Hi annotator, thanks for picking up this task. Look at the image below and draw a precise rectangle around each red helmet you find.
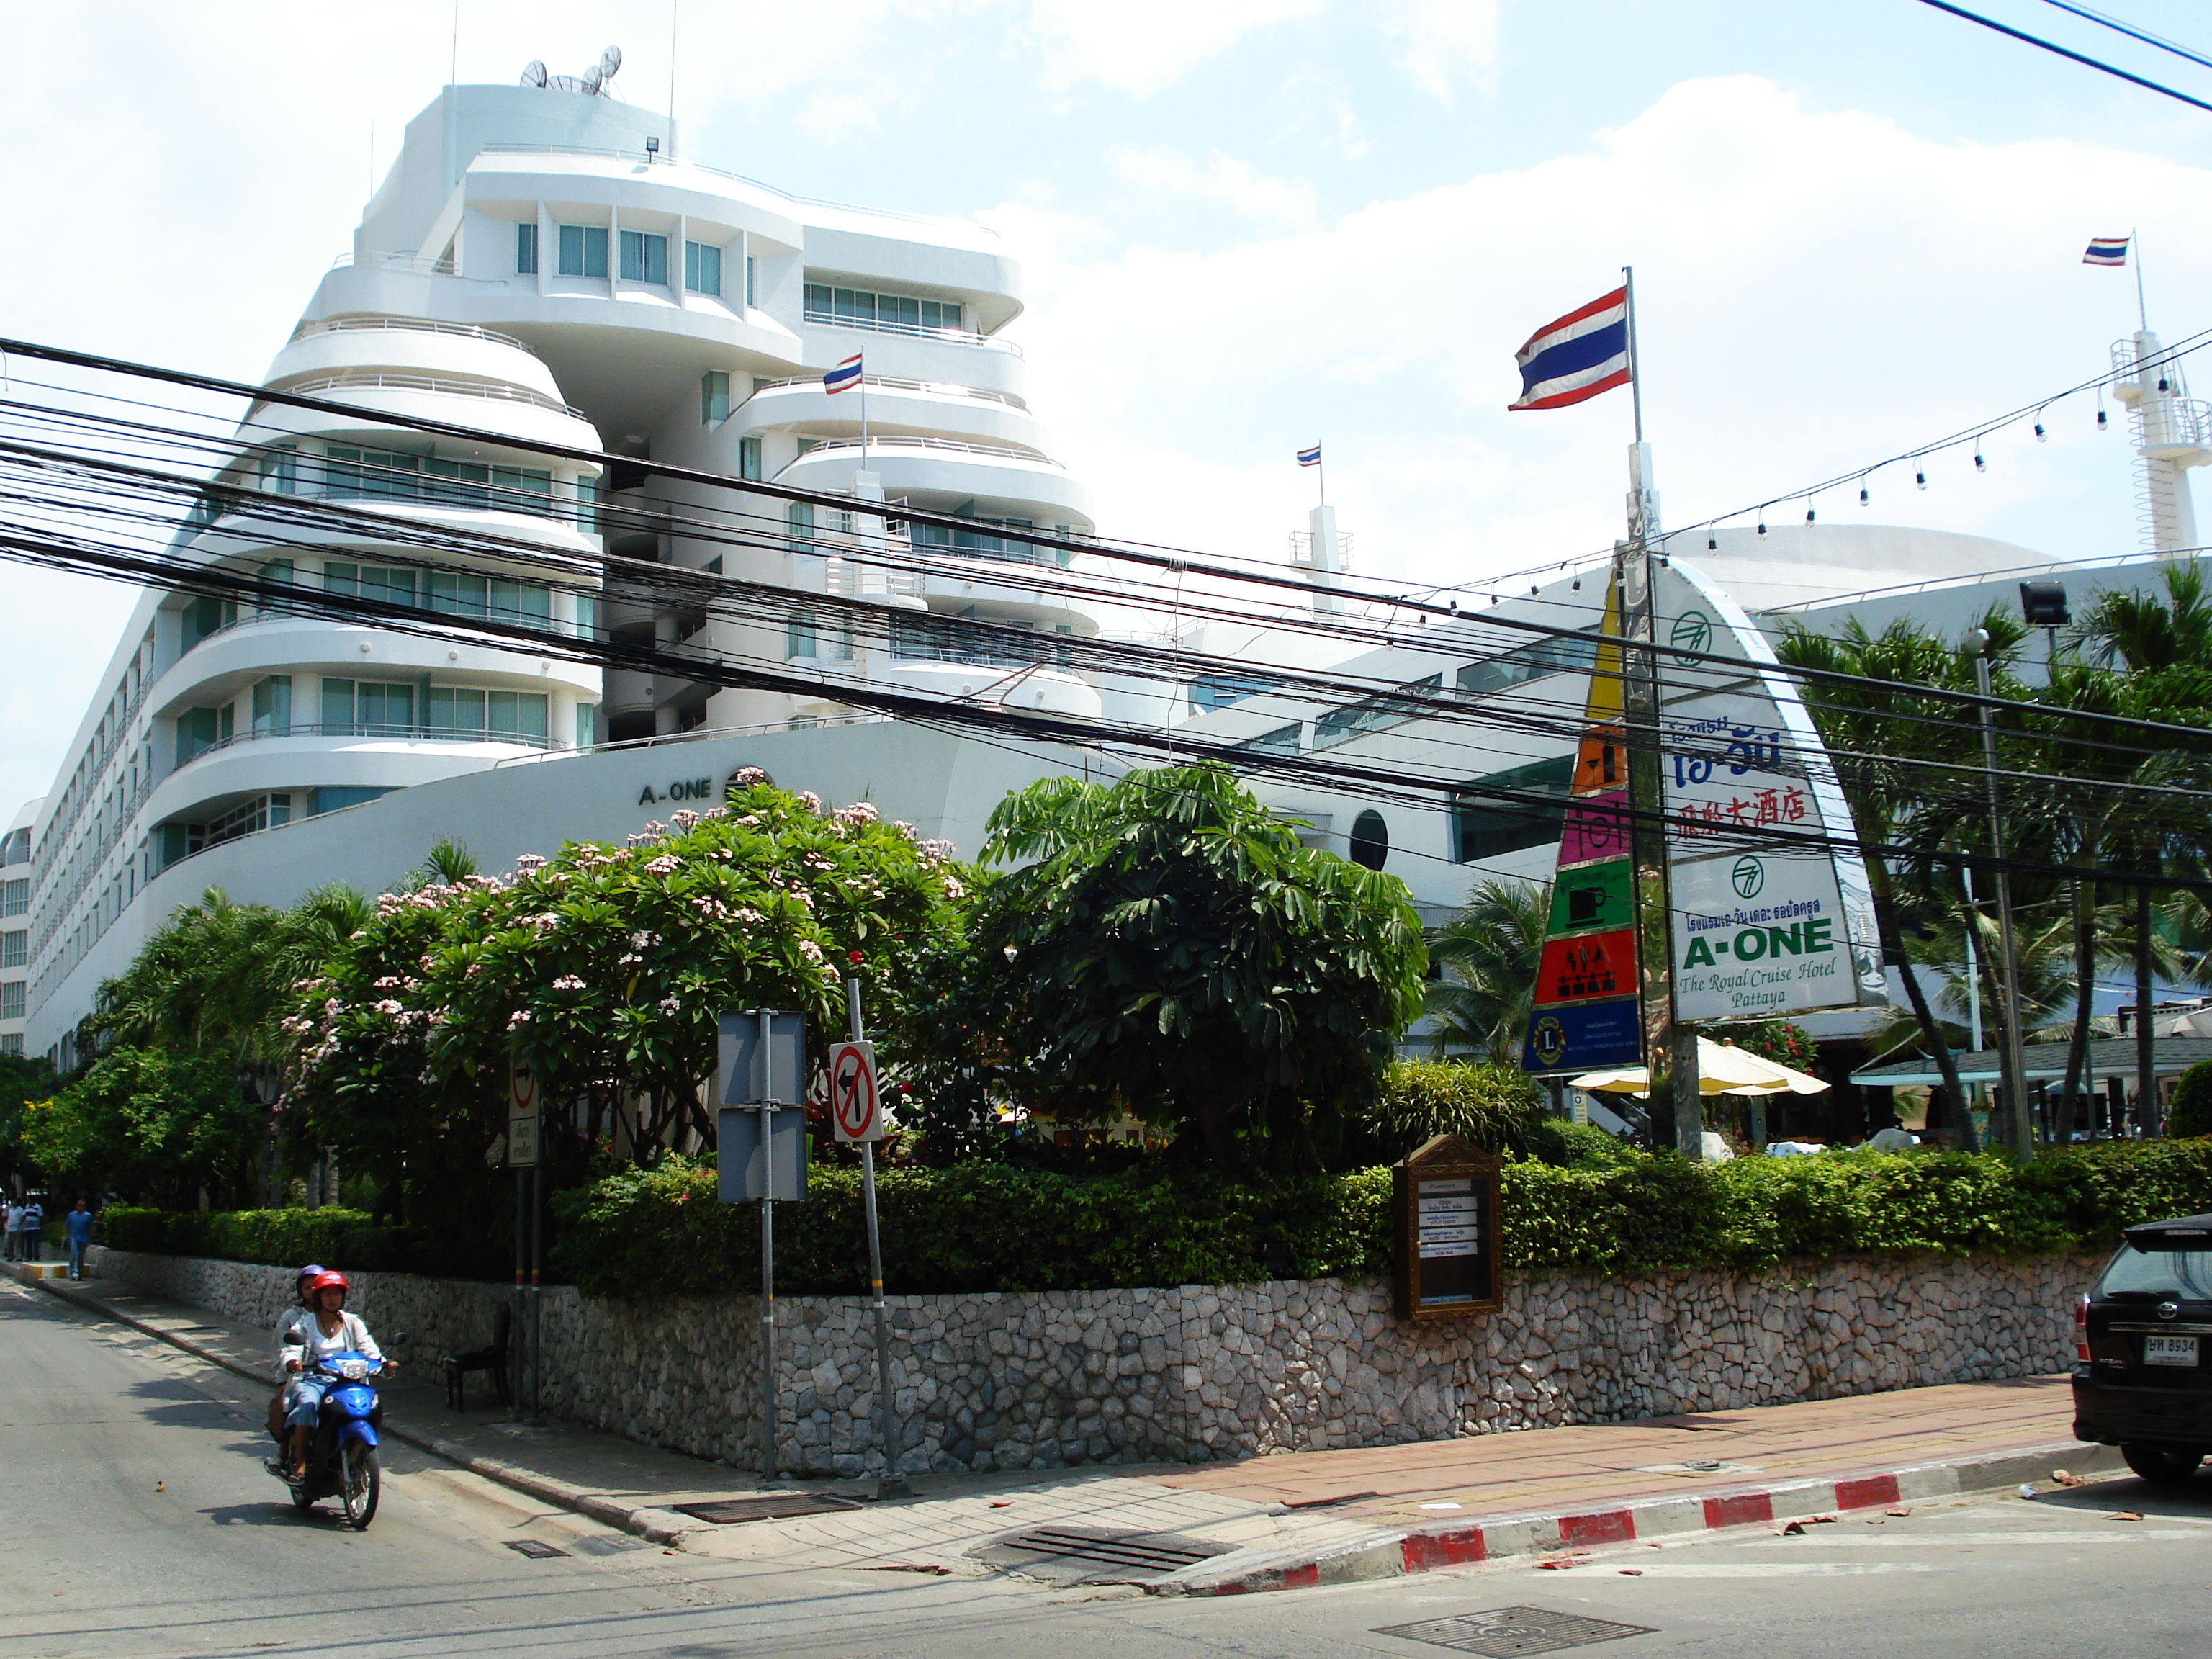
[306,1271,350,1298]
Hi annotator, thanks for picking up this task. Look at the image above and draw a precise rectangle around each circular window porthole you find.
[1349,809,1389,871]
[726,765,774,798]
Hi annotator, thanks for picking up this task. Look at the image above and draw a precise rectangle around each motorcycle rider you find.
[279,1272,393,1482]
[264,1264,325,1451]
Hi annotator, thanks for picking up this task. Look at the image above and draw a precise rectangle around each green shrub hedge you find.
[98,1206,430,1274]
[101,1140,2212,1299]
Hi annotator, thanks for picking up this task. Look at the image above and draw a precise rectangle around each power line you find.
[2038,0,2212,75]
[1916,0,2212,115]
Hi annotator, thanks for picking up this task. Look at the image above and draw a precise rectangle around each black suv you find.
[2072,1211,2212,1485]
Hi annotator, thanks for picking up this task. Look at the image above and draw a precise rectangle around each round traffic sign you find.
[828,1041,881,1141]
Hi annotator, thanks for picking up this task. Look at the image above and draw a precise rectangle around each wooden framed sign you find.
[1393,1134,1503,1321]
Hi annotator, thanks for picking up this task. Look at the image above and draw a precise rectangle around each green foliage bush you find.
[112,1140,2212,1298]
[98,1205,432,1274]
[549,1158,1392,1299]
[1367,1061,1546,1161]
[2166,1059,2212,1139]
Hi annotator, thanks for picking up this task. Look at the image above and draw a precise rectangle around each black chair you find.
[441,1304,512,1411]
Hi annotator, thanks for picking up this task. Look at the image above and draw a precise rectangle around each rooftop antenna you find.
[583,44,622,96]
[518,59,549,87]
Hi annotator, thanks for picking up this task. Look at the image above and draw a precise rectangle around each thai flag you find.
[1297,444,1321,467]
[1509,287,1630,412]
[823,353,863,394]
[2082,235,2130,267]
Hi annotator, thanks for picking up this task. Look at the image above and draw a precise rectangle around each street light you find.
[1972,626,2033,1150]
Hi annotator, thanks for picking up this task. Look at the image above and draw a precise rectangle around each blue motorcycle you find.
[269,1351,385,1529]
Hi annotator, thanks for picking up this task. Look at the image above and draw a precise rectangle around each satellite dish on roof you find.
[598,45,623,81]
[519,59,549,88]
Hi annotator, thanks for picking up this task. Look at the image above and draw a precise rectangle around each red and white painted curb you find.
[1154,1442,2129,1596]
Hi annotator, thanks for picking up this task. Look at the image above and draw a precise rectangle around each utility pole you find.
[1973,631,2033,1150]
[1619,266,1699,1156]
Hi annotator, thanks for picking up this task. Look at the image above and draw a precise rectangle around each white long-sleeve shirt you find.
[279,1311,382,1373]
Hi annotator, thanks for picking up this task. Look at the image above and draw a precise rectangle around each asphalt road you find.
[5,1277,2210,1659]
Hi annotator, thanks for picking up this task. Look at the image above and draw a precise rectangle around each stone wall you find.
[87,1247,2090,1477]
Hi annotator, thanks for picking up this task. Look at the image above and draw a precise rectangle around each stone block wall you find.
[87,1247,2090,1477]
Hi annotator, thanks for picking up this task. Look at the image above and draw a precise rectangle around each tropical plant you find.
[1364,1059,1547,1161]
[1775,613,2028,1150]
[2168,1058,2212,1139]
[0,1051,58,1185]
[280,773,971,1210]
[20,1046,262,1206]
[943,763,1427,1176]
[2072,562,2212,1127]
[1422,878,1550,1063]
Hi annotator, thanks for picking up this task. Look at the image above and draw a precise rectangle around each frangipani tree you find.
[282,773,970,1197]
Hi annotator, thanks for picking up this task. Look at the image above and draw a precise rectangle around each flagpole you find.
[1624,265,1645,446]
[2133,227,2149,333]
[860,369,870,467]
[1318,448,1326,508]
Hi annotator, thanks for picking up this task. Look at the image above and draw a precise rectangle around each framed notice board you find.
[1393,1134,1503,1321]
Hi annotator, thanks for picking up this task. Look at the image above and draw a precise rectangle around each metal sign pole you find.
[756,1007,778,1483]
[846,974,909,1500]
[529,1161,544,1424]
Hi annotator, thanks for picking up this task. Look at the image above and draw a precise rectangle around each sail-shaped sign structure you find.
[1655,561,1885,1021]
[1521,583,1644,1074]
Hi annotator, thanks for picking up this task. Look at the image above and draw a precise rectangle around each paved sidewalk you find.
[30,1268,2131,1596]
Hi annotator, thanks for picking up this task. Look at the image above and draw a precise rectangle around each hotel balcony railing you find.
[474,143,963,231]
[328,251,460,276]
[288,316,535,353]
[800,307,1022,355]
[174,721,562,772]
[745,373,1028,411]
[777,436,1058,475]
[264,371,587,420]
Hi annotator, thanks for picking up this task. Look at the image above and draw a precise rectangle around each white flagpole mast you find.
[2134,228,2149,334]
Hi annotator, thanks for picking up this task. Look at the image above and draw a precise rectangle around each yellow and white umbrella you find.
[1569,1035,1828,1098]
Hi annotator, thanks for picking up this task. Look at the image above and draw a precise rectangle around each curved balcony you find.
[793,322,1027,400]
[265,320,568,404]
[250,373,603,454]
[778,439,1094,527]
[738,378,1046,452]
[148,614,599,720]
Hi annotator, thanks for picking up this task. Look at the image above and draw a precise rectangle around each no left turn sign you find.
[828,1040,883,1142]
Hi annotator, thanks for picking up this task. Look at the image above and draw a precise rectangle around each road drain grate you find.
[994,1527,1228,1575]
[673,1494,865,1524]
[503,1539,570,1559]
[1375,1606,1655,1656]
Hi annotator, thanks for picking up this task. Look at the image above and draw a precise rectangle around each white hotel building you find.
[7,74,2200,1067]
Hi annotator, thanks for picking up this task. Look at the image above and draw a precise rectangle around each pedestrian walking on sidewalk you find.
[1,1199,19,1262]
[64,1200,94,1280]
[17,1198,42,1263]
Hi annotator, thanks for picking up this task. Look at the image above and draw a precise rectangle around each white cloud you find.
[1014,76,2206,593]
[1022,0,1325,96]
[1112,146,1320,227]
[1380,0,1501,103]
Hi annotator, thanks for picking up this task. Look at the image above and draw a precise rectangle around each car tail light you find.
[2076,1294,2091,1363]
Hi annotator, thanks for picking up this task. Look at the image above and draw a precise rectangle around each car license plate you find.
[2144,1336,2200,1367]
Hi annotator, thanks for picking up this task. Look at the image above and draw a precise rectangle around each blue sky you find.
[7,0,2212,811]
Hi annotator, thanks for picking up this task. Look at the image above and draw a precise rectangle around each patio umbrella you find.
[1569,1035,1829,1097]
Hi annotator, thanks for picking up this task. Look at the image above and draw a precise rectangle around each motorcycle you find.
[268,1351,386,1529]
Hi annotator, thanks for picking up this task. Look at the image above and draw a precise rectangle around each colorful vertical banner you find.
[1521,583,1645,1075]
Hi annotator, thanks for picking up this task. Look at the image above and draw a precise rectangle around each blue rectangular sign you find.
[1521,995,1642,1076]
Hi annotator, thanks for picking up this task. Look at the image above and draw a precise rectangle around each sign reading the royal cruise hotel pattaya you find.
[1654,562,1885,1023]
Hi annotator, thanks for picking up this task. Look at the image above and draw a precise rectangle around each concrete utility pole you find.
[1972,631,2033,1151]
[1619,265,1700,1158]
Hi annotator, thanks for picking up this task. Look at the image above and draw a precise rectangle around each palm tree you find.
[1423,878,1550,1064]
[419,837,479,887]
[2072,561,2212,1128]
[1774,615,2028,1150]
